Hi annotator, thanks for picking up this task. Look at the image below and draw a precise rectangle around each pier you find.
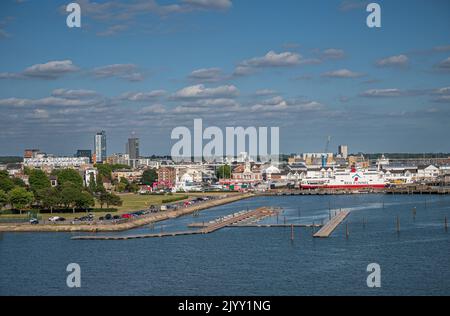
[72,207,278,240]
[313,210,350,238]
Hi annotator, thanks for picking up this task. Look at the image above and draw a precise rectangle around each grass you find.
[0,192,234,222]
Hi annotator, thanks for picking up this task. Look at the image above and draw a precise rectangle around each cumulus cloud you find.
[171,84,239,100]
[241,51,301,68]
[120,90,167,101]
[139,104,167,114]
[322,48,345,60]
[52,89,99,99]
[188,68,225,82]
[360,89,403,98]
[0,60,79,80]
[93,64,144,81]
[434,57,450,71]
[322,69,364,78]
[251,96,323,112]
[376,55,409,68]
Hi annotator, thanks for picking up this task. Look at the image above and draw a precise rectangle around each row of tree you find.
[0,169,123,213]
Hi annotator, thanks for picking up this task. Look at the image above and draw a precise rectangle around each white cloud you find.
[188,68,225,82]
[52,89,99,99]
[0,60,79,80]
[120,90,166,101]
[172,84,239,99]
[139,104,167,114]
[93,64,144,81]
[376,55,409,67]
[360,89,403,98]
[322,48,345,59]
[251,96,323,112]
[242,51,301,68]
[322,69,364,78]
[435,57,450,71]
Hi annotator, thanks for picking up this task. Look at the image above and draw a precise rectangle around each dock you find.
[313,210,350,238]
[72,207,278,241]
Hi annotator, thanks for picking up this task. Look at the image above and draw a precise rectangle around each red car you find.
[121,214,132,219]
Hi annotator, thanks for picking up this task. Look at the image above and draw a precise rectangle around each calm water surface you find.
[0,194,449,296]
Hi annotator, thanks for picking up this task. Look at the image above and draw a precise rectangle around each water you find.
[0,194,449,296]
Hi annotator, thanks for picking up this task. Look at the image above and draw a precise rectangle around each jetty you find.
[72,207,278,240]
[313,210,350,238]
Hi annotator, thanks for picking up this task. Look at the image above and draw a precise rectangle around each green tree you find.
[40,187,60,214]
[141,169,158,186]
[105,192,122,208]
[8,187,34,213]
[55,169,84,188]
[96,190,109,209]
[60,183,82,213]
[0,189,8,210]
[95,164,113,181]
[75,192,95,210]
[12,177,26,188]
[0,171,15,192]
[29,169,51,192]
[216,165,232,179]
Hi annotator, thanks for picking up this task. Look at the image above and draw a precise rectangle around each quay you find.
[313,210,351,238]
[72,207,278,240]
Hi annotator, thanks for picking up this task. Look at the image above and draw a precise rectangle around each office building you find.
[95,131,107,163]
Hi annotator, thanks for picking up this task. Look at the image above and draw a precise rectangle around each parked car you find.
[113,215,121,220]
[105,214,112,220]
[121,214,132,219]
[49,216,61,222]
[30,218,39,225]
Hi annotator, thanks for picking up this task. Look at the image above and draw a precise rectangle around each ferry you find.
[300,168,387,190]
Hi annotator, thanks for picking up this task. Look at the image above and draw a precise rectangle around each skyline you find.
[0,0,450,156]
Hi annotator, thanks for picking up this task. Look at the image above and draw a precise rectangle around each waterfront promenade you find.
[0,193,255,233]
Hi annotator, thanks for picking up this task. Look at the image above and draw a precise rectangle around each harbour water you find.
[0,194,449,296]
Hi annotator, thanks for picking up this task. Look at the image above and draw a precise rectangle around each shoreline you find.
[0,193,255,233]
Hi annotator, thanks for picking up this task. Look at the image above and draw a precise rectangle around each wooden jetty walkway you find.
[72,207,277,241]
[313,210,350,238]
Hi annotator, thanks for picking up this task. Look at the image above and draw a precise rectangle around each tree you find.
[55,169,84,188]
[96,190,109,209]
[40,187,60,214]
[216,165,232,179]
[8,187,34,213]
[0,189,8,210]
[29,169,51,193]
[105,192,122,208]
[60,183,82,213]
[0,171,15,192]
[75,192,95,210]
[12,177,26,188]
[142,169,158,186]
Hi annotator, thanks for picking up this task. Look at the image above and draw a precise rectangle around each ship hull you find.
[301,184,386,190]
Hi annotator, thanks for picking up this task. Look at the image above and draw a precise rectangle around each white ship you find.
[300,168,387,189]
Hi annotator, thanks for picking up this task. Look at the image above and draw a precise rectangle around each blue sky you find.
[0,0,449,156]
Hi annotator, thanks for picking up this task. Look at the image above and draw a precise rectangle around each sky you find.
[0,0,449,157]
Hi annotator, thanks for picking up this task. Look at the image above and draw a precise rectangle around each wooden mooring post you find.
[345,222,349,239]
[396,216,400,234]
[290,224,294,241]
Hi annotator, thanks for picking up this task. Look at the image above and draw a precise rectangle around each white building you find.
[24,157,90,169]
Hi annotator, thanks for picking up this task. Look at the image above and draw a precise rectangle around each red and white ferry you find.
[300,168,387,190]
